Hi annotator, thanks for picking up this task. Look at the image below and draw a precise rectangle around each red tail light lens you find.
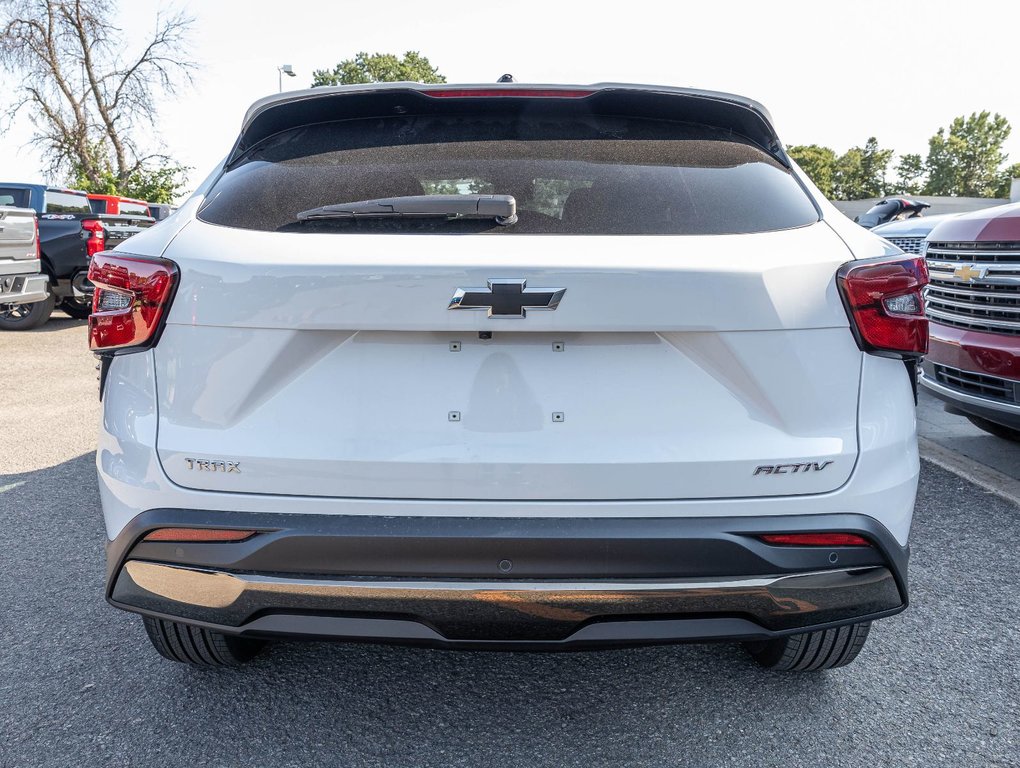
[34,217,41,259]
[81,218,106,258]
[425,88,595,98]
[837,256,929,358]
[88,253,178,352]
[143,528,257,543]
[760,533,872,547]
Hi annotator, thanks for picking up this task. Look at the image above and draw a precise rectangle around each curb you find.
[918,436,1020,507]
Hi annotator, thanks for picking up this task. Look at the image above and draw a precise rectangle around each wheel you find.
[743,622,871,671]
[965,415,1020,443]
[0,291,55,330]
[142,616,265,667]
[59,297,92,319]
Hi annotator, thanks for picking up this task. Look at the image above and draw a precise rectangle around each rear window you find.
[119,201,150,216]
[0,187,31,208]
[199,114,818,235]
[89,198,108,214]
[44,190,91,214]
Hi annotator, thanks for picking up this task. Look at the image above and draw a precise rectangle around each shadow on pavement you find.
[1,453,1017,767]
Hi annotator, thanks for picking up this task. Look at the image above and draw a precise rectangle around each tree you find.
[994,162,1020,200]
[0,0,193,199]
[312,51,445,87]
[923,112,1011,197]
[833,138,893,200]
[787,144,837,198]
[891,153,925,195]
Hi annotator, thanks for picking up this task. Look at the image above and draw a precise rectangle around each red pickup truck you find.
[920,203,1020,440]
[86,194,152,217]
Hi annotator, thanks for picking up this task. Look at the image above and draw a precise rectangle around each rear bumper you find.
[0,273,49,304]
[107,509,908,648]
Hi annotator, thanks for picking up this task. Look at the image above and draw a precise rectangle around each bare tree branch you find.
[0,0,193,189]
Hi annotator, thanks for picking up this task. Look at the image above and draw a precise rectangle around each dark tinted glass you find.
[119,201,150,216]
[89,198,108,214]
[44,190,91,214]
[200,115,818,235]
[0,188,31,208]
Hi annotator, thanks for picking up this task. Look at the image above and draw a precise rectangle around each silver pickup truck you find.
[0,206,50,329]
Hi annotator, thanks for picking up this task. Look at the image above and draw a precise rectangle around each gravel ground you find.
[1,321,1018,767]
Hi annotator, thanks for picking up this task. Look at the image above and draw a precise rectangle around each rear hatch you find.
[153,86,860,501]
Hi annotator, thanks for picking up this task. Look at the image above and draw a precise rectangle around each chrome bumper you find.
[0,273,49,304]
[919,372,1020,418]
[112,561,903,645]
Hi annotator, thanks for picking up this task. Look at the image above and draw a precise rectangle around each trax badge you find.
[184,458,241,473]
[449,279,565,318]
[754,461,833,475]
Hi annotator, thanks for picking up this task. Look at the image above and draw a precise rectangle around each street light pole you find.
[277,64,296,92]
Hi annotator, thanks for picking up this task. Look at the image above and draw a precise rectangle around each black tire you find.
[743,622,871,671]
[142,616,265,667]
[0,291,55,331]
[965,415,1020,443]
[59,297,92,319]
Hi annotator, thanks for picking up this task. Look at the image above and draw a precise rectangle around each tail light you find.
[759,533,871,547]
[425,88,594,98]
[837,255,928,358]
[81,219,105,257]
[143,528,257,543]
[34,217,41,259]
[87,253,178,353]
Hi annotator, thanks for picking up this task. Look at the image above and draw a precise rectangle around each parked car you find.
[920,202,1020,441]
[94,82,925,670]
[871,213,956,255]
[87,193,153,218]
[0,184,153,327]
[0,205,50,328]
[146,203,176,221]
[855,198,931,229]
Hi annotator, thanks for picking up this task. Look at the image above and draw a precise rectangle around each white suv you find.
[92,83,926,670]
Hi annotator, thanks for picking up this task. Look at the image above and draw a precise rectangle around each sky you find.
[2,0,1019,198]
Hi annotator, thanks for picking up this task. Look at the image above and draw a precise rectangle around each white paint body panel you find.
[97,156,920,546]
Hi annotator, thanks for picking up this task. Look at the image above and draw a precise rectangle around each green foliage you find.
[923,112,1011,197]
[312,51,445,87]
[833,138,893,200]
[70,145,189,203]
[120,165,191,204]
[787,144,837,198]
[995,162,1020,199]
[891,153,925,195]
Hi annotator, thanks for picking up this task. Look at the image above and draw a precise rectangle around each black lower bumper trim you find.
[106,509,908,646]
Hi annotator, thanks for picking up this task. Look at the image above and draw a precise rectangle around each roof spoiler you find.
[226,82,789,168]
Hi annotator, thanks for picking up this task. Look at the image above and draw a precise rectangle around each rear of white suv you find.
[93,83,926,670]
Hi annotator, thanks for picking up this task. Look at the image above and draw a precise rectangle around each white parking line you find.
[919,437,1020,508]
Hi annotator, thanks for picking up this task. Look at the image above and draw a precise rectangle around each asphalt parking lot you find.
[2,320,1019,767]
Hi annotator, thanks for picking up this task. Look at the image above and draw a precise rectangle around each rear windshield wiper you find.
[296,194,517,225]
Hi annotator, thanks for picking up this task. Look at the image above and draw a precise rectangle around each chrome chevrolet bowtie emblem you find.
[954,264,987,282]
[448,279,566,318]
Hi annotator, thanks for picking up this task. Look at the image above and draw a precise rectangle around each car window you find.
[44,190,91,214]
[0,188,31,208]
[119,201,150,216]
[199,115,818,235]
[89,198,108,214]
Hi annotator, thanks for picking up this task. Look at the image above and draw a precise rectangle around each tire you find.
[59,297,92,319]
[142,616,265,667]
[743,622,871,671]
[965,415,1020,443]
[0,291,55,331]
